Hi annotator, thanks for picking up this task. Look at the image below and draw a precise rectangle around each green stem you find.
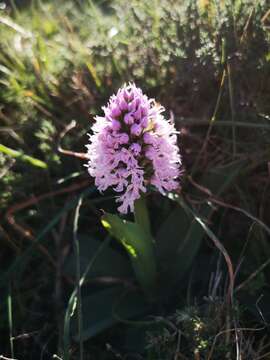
[134,197,157,300]
[134,195,151,236]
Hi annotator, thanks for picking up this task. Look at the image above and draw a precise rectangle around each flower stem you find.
[134,195,151,236]
[134,196,157,300]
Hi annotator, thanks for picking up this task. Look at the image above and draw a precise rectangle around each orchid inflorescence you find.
[86,83,181,213]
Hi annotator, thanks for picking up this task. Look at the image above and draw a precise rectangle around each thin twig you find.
[188,175,270,308]
[227,60,236,157]
[188,175,270,237]
[236,258,270,292]
[178,195,235,304]
[240,5,255,43]
[190,68,226,176]
[257,351,270,360]
[209,197,270,237]
[176,118,270,129]
[261,9,270,25]
[58,120,88,160]
[207,326,266,360]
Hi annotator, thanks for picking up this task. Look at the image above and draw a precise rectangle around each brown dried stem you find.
[57,120,88,160]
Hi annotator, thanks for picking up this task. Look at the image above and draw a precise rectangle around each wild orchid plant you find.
[86,84,181,299]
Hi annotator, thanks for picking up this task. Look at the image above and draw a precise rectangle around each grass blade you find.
[73,196,83,360]
[175,195,234,303]
[63,236,111,359]
[7,284,14,359]
[0,144,48,169]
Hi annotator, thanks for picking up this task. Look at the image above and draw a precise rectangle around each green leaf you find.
[156,161,246,291]
[156,206,202,288]
[101,213,157,299]
[64,235,133,280]
[72,286,149,341]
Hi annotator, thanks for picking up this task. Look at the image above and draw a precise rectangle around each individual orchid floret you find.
[86,83,182,213]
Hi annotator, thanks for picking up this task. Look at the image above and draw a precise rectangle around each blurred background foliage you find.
[0,0,270,358]
[0,0,269,206]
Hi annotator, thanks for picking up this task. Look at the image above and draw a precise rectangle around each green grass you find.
[0,0,270,358]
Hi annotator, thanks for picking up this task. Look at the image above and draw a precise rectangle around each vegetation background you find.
[0,0,270,358]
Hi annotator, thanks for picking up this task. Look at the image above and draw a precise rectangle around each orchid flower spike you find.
[86,83,182,213]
